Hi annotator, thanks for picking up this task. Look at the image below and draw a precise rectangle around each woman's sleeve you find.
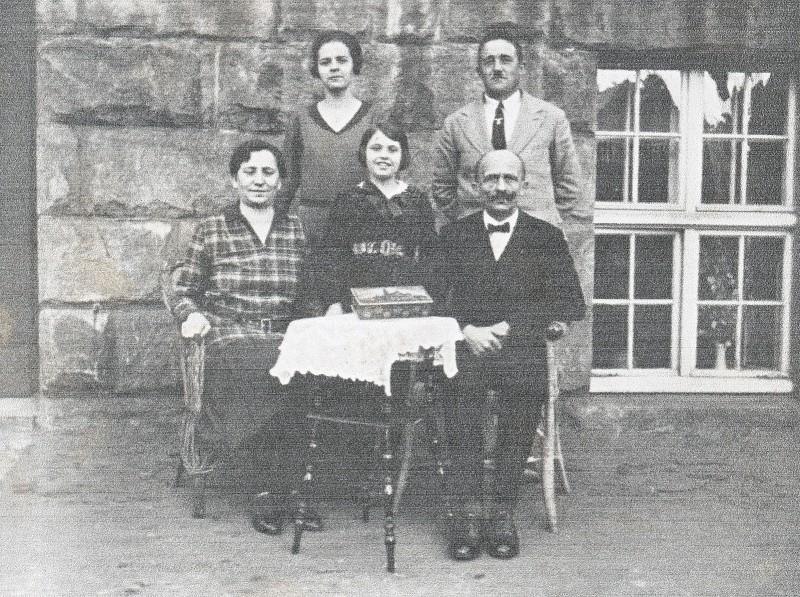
[168,221,211,324]
[283,113,303,200]
[410,188,445,304]
[315,191,353,308]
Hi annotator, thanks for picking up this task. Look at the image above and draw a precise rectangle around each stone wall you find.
[35,0,799,394]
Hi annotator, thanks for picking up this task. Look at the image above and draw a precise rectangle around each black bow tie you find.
[487,222,510,234]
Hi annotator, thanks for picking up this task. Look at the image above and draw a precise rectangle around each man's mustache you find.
[489,191,516,202]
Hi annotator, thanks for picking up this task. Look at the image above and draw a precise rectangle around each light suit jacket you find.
[431,91,589,227]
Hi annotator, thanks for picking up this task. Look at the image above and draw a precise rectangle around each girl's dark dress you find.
[319,180,439,310]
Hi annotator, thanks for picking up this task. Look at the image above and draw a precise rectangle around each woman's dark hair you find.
[309,30,363,78]
[228,139,286,178]
[228,140,291,216]
[358,123,410,172]
[478,21,524,65]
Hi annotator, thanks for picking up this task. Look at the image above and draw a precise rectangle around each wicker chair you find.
[161,262,213,518]
[484,323,570,533]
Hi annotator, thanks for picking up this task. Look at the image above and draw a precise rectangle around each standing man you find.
[432,22,589,227]
[437,149,585,561]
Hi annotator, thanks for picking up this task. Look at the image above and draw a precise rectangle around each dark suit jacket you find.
[437,210,585,374]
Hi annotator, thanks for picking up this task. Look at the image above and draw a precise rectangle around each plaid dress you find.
[168,203,307,347]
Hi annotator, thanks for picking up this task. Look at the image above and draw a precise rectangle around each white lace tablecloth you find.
[270,314,463,396]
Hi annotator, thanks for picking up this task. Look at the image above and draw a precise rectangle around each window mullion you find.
[739,75,752,205]
[684,71,704,212]
[632,72,642,203]
[681,230,700,374]
[734,235,745,369]
[628,234,636,369]
[785,78,796,208]
[622,81,634,203]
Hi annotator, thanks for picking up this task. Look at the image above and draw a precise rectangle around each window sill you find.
[594,208,797,229]
[590,375,793,394]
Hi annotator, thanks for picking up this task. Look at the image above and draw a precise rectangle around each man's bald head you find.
[475,149,526,183]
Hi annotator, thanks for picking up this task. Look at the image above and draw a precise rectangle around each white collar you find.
[239,203,275,226]
[483,208,519,231]
[483,89,522,111]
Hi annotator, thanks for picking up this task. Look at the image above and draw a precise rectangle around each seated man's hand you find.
[324,302,345,317]
[462,324,506,357]
[181,312,211,339]
[489,321,510,338]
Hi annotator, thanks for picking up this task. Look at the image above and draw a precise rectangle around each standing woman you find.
[283,30,375,246]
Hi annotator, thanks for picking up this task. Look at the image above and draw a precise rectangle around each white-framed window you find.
[592,67,796,393]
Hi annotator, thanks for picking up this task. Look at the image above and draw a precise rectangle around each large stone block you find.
[388,43,487,131]
[552,0,689,47]
[39,307,110,391]
[443,0,549,41]
[216,43,310,133]
[552,0,799,50]
[103,307,180,393]
[377,0,446,43]
[37,125,274,218]
[539,48,596,129]
[38,217,172,303]
[37,0,278,39]
[278,0,383,37]
[38,38,216,128]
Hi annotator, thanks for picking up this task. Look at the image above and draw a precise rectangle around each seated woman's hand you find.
[181,312,211,339]
[324,302,345,317]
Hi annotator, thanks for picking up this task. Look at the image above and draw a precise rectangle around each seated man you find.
[164,139,320,534]
[437,149,586,560]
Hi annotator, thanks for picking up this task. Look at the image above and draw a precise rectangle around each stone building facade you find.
[32,0,798,396]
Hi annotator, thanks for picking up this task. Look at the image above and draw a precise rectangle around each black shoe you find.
[251,492,284,535]
[448,512,482,561]
[287,507,324,532]
[484,510,519,559]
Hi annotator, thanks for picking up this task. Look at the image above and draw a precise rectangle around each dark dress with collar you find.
[317,181,439,310]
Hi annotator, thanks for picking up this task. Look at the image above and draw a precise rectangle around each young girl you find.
[319,122,438,314]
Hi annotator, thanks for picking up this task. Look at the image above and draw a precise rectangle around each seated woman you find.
[165,139,320,534]
[319,122,438,314]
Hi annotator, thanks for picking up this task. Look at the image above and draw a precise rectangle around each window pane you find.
[744,237,783,300]
[593,305,628,368]
[598,70,635,131]
[748,72,789,135]
[639,70,681,133]
[703,72,746,135]
[701,139,741,204]
[638,138,680,203]
[634,235,673,299]
[746,142,784,205]
[633,305,671,368]
[698,236,738,300]
[741,306,781,369]
[596,138,630,202]
[696,305,737,369]
[594,235,629,299]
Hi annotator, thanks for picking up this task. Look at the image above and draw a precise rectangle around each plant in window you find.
[698,239,738,369]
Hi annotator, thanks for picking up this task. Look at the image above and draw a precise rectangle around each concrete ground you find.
[1,390,799,596]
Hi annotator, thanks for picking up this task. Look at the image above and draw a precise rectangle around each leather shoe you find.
[448,512,482,561]
[251,492,284,535]
[287,507,324,532]
[484,510,519,559]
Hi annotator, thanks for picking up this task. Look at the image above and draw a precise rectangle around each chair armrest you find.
[180,333,205,415]
[546,321,566,343]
